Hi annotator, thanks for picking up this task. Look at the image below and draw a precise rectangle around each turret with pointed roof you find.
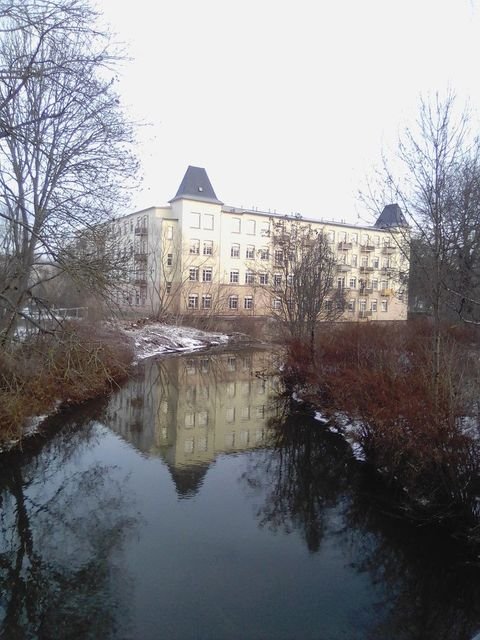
[169,165,223,205]
[374,203,408,229]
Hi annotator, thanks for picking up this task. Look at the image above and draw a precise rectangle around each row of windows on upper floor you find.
[114,215,148,236]
[186,292,391,313]
[182,428,267,455]
[187,211,400,246]
[187,240,400,265]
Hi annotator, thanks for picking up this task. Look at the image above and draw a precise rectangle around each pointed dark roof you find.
[374,204,408,229]
[169,165,223,205]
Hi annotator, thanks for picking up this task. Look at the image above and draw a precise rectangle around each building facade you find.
[112,166,409,321]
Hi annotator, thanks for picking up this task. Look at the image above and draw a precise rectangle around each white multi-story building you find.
[112,166,409,321]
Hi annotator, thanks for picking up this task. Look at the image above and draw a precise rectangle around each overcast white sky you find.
[95,0,480,224]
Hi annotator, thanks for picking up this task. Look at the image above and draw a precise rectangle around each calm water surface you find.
[1,349,480,640]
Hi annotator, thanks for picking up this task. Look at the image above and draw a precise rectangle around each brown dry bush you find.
[0,323,134,442]
[283,321,480,531]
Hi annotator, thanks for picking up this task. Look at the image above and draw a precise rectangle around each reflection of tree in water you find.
[345,478,480,640]
[248,400,480,639]
[0,407,137,640]
[244,403,353,553]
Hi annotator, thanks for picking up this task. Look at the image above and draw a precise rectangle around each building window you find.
[203,240,213,255]
[361,256,369,267]
[166,225,173,240]
[351,254,358,267]
[244,296,253,309]
[274,274,282,289]
[337,277,345,289]
[348,299,356,312]
[245,271,255,285]
[229,295,238,310]
[167,253,173,266]
[272,298,281,310]
[373,256,379,268]
[203,214,214,230]
[202,294,212,309]
[188,294,198,309]
[260,221,269,236]
[287,274,294,286]
[371,299,378,312]
[260,247,269,260]
[372,279,378,290]
[381,300,388,312]
[232,217,241,233]
[324,300,333,311]
[190,212,200,228]
[166,281,172,293]
[349,276,357,289]
[351,233,358,245]
[189,267,199,281]
[202,268,212,282]
[190,239,200,254]
[230,270,239,284]
[231,244,240,258]
[359,299,367,312]
[259,273,268,285]
[327,231,335,243]
[274,249,284,265]
[339,231,347,242]
[246,245,255,259]
[247,219,256,235]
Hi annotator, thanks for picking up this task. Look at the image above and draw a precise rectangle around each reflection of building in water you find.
[107,350,277,494]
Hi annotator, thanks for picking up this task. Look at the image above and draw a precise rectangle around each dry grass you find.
[0,322,134,442]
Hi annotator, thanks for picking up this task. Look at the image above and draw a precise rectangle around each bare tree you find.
[257,217,345,348]
[0,0,138,343]
[363,93,480,395]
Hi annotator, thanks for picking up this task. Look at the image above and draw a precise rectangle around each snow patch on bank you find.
[121,322,231,361]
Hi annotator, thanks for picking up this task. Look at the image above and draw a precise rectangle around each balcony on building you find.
[338,241,352,251]
[382,245,396,255]
[134,250,148,262]
[359,287,373,295]
[359,265,374,273]
[381,288,393,296]
[133,274,147,285]
[360,243,375,252]
[134,224,148,236]
[336,262,351,272]
[359,310,373,319]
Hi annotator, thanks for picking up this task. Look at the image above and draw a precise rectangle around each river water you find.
[1,349,480,640]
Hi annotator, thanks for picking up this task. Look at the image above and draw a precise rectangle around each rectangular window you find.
[260,247,269,261]
[232,217,241,233]
[381,300,388,312]
[351,233,358,245]
[287,274,294,286]
[167,253,173,266]
[202,294,212,309]
[361,256,369,267]
[203,240,213,255]
[260,221,270,236]
[339,231,347,242]
[229,295,238,309]
[274,274,282,288]
[349,276,357,289]
[272,298,281,310]
[189,267,199,281]
[231,244,240,258]
[190,239,200,254]
[373,256,379,268]
[371,299,378,312]
[348,299,356,312]
[203,214,214,230]
[166,225,173,240]
[327,231,335,243]
[245,271,255,285]
[274,249,284,265]
[337,277,345,289]
[166,281,172,293]
[188,294,198,309]
[202,268,212,282]
[244,296,253,309]
[190,212,200,228]
[246,245,255,259]
[259,273,268,285]
[230,270,239,284]
[247,219,256,235]
[359,299,367,312]
[351,254,358,267]
[372,279,378,290]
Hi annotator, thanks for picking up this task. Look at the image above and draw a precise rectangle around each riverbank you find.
[0,320,242,452]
